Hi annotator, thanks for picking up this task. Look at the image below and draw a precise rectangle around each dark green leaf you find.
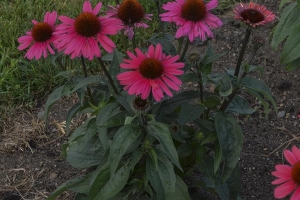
[280,25,300,65]
[173,176,191,200]
[284,57,300,71]
[203,96,221,109]
[109,49,124,78]
[240,76,277,113]
[177,143,194,158]
[177,103,205,125]
[271,3,299,49]
[214,144,222,173]
[148,38,177,56]
[44,85,64,125]
[96,103,121,127]
[226,95,254,114]
[93,164,131,200]
[66,103,82,134]
[109,124,142,174]
[280,0,293,10]
[145,121,182,171]
[217,75,232,97]
[71,75,105,93]
[129,148,143,169]
[214,112,243,182]
[88,162,111,200]
[160,91,200,114]
[47,176,89,200]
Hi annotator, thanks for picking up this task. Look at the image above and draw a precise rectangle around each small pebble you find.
[50,172,58,179]
[277,111,286,118]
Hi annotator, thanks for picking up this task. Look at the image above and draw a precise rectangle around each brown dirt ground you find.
[1,0,298,199]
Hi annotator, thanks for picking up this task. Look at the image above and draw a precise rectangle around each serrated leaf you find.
[280,25,300,65]
[145,121,182,171]
[226,95,254,114]
[94,164,131,200]
[271,3,299,49]
[215,112,243,182]
[177,103,205,125]
[109,124,142,174]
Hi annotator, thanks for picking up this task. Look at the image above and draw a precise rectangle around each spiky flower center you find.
[133,96,149,110]
[181,0,207,22]
[74,12,101,37]
[117,0,145,25]
[241,9,265,23]
[32,22,53,42]
[292,161,300,185]
[139,58,164,79]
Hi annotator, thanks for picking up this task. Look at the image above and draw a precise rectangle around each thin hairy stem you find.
[97,57,119,95]
[234,27,252,77]
[80,56,95,105]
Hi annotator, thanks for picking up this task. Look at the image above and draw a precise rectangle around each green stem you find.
[155,0,163,32]
[121,30,128,54]
[180,38,190,61]
[97,57,119,95]
[80,56,95,105]
[234,27,252,77]
[132,29,137,50]
[218,88,239,112]
[177,37,184,55]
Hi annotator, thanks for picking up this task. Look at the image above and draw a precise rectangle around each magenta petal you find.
[285,150,297,165]
[291,187,300,200]
[274,180,296,199]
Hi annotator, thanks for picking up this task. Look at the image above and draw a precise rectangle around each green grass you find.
[0,0,237,123]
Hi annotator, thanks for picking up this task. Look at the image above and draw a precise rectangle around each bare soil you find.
[1,1,298,199]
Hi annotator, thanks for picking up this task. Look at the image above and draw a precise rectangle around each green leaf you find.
[109,49,124,78]
[284,57,300,71]
[271,3,299,50]
[217,75,232,97]
[177,143,194,158]
[214,144,222,173]
[44,85,64,125]
[148,38,177,56]
[160,91,200,114]
[116,93,135,116]
[88,162,111,200]
[226,95,254,114]
[145,121,182,171]
[129,148,143,169]
[280,25,300,65]
[203,95,221,109]
[101,111,127,128]
[148,147,159,169]
[93,164,131,200]
[71,75,105,93]
[47,176,89,200]
[67,127,104,168]
[146,153,176,200]
[173,176,191,200]
[280,0,293,10]
[214,112,243,182]
[66,103,82,134]
[244,88,271,116]
[240,76,277,113]
[177,103,205,125]
[109,124,142,174]
[96,103,122,128]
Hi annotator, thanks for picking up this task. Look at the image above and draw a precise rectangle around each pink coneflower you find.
[272,146,300,199]
[106,0,152,40]
[160,0,222,42]
[234,2,275,27]
[117,44,184,101]
[18,11,58,60]
[53,1,123,60]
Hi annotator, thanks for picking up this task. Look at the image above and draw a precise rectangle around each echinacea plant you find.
[18,0,277,199]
